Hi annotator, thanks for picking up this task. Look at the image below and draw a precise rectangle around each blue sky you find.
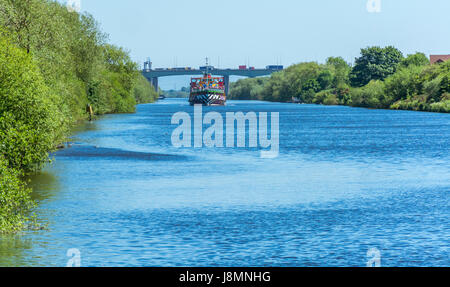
[67,0,450,88]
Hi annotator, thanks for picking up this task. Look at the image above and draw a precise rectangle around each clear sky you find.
[68,0,450,88]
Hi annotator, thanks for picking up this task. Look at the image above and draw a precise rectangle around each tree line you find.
[0,0,158,233]
[229,46,450,113]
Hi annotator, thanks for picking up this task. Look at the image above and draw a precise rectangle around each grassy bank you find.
[0,0,157,233]
[230,47,450,113]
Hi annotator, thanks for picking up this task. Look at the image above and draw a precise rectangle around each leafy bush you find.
[133,74,159,104]
[400,52,429,68]
[384,65,424,102]
[0,0,156,119]
[423,76,443,103]
[229,78,268,100]
[314,90,338,105]
[349,80,386,108]
[0,157,35,233]
[429,99,450,113]
[391,95,430,112]
[0,0,158,233]
[0,35,66,172]
[229,46,448,113]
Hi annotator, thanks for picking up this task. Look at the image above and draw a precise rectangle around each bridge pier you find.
[224,75,230,98]
[151,77,159,92]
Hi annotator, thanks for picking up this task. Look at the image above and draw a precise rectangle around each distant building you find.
[430,55,450,65]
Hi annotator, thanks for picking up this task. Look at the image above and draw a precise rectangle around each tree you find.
[384,65,424,102]
[229,78,268,100]
[317,70,333,90]
[0,33,66,172]
[350,46,404,87]
[400,53,429,68]
[0,0,159,233]
[326,56,351,87]
[133,74,158,104]
[262,71,290,102]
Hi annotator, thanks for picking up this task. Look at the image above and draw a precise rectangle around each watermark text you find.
[171,105,279,158]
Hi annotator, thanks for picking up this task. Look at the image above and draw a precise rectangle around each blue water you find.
[0,99,449,267]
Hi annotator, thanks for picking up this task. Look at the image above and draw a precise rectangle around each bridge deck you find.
[142,68,282,96]
[142,68,280,78]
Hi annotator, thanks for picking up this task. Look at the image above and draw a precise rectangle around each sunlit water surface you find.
[1,99,449,266]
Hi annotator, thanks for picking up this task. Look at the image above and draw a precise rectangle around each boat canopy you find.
[191,75,224,90]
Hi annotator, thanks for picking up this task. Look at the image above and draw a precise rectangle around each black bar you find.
[1,267,445,286]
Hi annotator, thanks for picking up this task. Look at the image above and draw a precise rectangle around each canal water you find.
[0,98,449,266]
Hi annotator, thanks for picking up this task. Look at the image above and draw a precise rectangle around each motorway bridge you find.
[142,67,282,97]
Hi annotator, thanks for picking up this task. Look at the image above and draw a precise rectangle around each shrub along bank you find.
[0,0,157,233]
[229,48,450,113]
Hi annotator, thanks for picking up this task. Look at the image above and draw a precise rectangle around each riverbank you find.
[0,0,157,233]
[229,48,450,113]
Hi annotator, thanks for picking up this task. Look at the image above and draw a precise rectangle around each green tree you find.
[262,71,290,102]
[0,0,159,233]
[133,74,158,104]
[229,78,268,100]
[440,74,450,95]
[350,46,404,87]
[384,65,424,102]
[0,33,66,172]
[326,56,351,87]
[317,70,333,90]
[400,52,429,68]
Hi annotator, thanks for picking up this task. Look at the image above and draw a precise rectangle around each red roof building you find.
[430,55,450,64]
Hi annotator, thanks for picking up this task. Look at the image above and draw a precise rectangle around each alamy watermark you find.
[367,0,381,13]
[66,0,81,13]
[66,248,81,267]
[64,247,381,266]
[171,105,279,158]
[366,247,381,267]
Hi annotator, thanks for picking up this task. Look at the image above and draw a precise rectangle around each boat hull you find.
[189,94,226,106]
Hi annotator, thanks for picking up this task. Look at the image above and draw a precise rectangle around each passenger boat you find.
[189,59,226,106]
